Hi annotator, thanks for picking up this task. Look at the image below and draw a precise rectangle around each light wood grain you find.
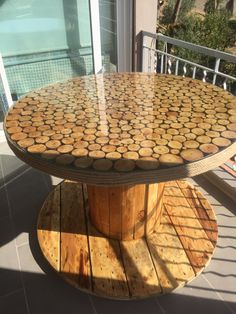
[87,183,163,240]
[37,180,217,299]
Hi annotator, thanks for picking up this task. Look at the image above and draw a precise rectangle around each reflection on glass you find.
[99,0,117,72]
[0,0,93,98]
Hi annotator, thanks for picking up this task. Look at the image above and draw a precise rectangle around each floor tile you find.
[157,275,231,314]
[17,244,44,282]
[0,269,22,298]
[91,296,164,314]
[1,153,28,182]
[6,168,51,246]
[0,290,28,314]
[25,274,95,314]
[0,188,10,219]
[0,217,22,297]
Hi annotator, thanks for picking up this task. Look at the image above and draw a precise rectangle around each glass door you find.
[0,0,93,98]
[0,0,132,115]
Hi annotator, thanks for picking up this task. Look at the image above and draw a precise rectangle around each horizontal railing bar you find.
[142,31,236,64]
[144,46,236,81]
[4,52,92,68]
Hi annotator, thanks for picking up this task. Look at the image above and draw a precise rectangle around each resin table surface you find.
[4,73,236,185]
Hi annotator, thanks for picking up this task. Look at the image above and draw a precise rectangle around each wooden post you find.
[87,183,165,240]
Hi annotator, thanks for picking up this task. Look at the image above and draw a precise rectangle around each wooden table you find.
[4,73,236,299]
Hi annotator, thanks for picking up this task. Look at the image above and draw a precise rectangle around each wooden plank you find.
[121,238,161,297]
[87,185,110,236]
[108,186,123,240]
[146,183,160,234]
[37,185,60,271]
[177,180,217,245]
[147,210,195,293]
[195,189,218,221]
[156,183,165,229]
[60,181,91,290]
[133,184,146,239]
[87,213,130,298]
[163,181,214,274]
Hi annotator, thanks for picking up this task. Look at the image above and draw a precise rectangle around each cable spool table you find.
[4,73,236,299]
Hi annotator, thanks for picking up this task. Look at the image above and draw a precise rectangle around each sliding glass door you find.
[0,0,94,97]
[0,0,131,108]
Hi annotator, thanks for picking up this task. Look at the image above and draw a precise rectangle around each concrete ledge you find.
[203,167,236,203]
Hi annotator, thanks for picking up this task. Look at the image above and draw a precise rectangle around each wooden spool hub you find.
[37,180,217,299]
[87,183,165,240]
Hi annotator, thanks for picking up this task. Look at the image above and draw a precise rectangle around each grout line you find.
[0,288,24,299]
[0,155,13,220]
[2,166,31,189]
[154,298,167,314]
[203,274,236,314]
[15,242,31,314]
[0,156,31,314]
[88,296,99,314]
[16,241,29,248]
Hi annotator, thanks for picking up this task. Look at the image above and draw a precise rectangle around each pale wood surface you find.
[4,73,236,185]
[37,180,218,299]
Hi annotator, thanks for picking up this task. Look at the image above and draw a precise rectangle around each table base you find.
[37,180,217,299]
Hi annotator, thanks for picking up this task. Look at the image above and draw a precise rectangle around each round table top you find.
[4,73,236,185]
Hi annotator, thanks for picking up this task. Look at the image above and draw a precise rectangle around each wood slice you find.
[56,154,75,165]
[41,150,60,160]
[200,144,219,154]
[27,144,46,154]
[46,140,61,149]
[184,140,199,149]
[11,132,27,141]
[57,145,74,154]
[92,158,113,171]
[168,141,182,149]
[72,148,89,157]
[221,130,236,139]
[114,159,135,172]
[136,157,160,170]
[212,137,231,147]
[106,152,122,160]
[74,157,93,169]
[138,148,153,157]
[18,138,35,148]
[196,136,211,144]
[35,136,50,144]
[89,150,105,159]
[180,149,204,162]
[227,123,236,131]
[159,154,184,167]
[123,152,139,160]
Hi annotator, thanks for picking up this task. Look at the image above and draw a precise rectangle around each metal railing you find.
[0,53,13,113]
[141,31,236,94]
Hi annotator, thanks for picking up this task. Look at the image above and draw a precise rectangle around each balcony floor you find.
[0,139,236,314]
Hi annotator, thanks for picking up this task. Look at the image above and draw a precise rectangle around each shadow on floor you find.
[0,154,236,314]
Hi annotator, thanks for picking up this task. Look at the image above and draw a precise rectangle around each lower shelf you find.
[37,180,218,299]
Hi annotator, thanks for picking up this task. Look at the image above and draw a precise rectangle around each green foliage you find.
[160,1,236,67]
[161,0,195,24]
[204,0,224,13]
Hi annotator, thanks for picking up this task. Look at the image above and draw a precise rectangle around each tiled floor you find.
[0,139,236,314]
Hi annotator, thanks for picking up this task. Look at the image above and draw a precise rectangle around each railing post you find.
[0,53,13,112]
[141,31,146,72]
[213,58,220,85]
